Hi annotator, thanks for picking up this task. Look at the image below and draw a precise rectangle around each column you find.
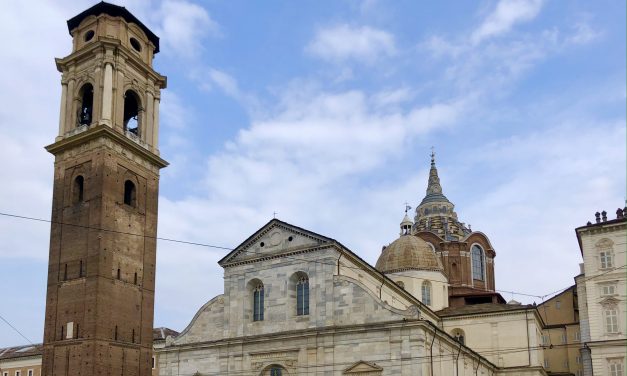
[152,97,160,153]
[145,91,154,145]
[67,79,76,131]
[101,62,113,126]
[57,82,68,140]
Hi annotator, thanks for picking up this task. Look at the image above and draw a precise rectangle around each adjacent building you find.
[0,328,178,376]
[575,208,627,376]
[537,286,582,375]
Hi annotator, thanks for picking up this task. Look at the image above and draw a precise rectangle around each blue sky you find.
[0,0,624,347]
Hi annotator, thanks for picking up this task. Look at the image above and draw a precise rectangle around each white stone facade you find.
[158,220,547,375]
[576,214,627,376]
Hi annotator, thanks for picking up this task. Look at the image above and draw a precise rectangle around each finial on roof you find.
[430,146,436,166]
[400,205,413,236]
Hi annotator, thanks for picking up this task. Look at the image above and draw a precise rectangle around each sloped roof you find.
[67,1,160,53]
[0,344,43,360]
[153,327,179,341]
[437,303,535,317]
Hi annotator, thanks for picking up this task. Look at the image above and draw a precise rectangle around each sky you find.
[0,0,624,347]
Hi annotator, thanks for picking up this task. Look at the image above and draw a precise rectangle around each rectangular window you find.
[574,331,580,340]
[576,356,581,364]
[609,359,624,376]
[3,372,8,376]
[152,356,156,369]
[605,309,618,333]
[253,286,264,321]
[15,372,21,376]
[600,251,613,269]
[544,359,549,368]
[296,278,309,316]
[561,333,567,343]
[602,284,616,296]
[27,371,33,376]
[556,300,561,309]
[542,335,549,345]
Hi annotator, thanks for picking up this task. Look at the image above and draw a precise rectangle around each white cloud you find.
[567,22,602,45]
[155,0,220,59]
[463,121,625,300]
[306,24,396,63]
[471,0,544,44]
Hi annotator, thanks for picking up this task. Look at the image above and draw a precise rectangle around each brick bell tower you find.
[42,3,167,375]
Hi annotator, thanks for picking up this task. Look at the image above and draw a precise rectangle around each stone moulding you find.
[46,124,168,170]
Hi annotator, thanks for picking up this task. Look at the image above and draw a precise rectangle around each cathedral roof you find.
[375,234,443,273]
[419,153,452,206]
[413,152,471,240]
[67,1,160,53]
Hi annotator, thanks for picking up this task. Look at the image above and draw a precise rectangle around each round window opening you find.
[84,30,95,42]
[130,37,142,52]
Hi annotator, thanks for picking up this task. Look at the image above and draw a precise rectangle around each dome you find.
[376,235,443,273]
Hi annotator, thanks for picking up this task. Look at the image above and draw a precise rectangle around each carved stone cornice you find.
[45,124,168,169]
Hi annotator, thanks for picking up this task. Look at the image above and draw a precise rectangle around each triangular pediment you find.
[218,219,335,266]
[600,297,620,307]
[343,361,383,374]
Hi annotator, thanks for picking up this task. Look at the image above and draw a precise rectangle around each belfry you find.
[42,3,167,375]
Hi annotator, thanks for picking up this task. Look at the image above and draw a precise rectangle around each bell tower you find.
[42,3,167,375]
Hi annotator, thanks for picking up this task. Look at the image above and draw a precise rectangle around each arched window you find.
[471,245,485,281]
[452,328,465,345]
[253,282,264,321]
[123,90,140,135]
[296,276,309,316]
[265,365,286,376]
[421,281,432,306]
[124,180,137,207]
[78,83,93,126]
[73,175,84,203]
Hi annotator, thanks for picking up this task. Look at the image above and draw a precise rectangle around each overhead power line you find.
[0,211,622,302]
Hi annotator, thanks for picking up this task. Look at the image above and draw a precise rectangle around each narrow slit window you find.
[253,283,264,321]
[117,268,121,280]
[63,264,68,281]
[114,325,118,340]
[73,175,84,203]
[421,281,432,306]
[296,276,309,316]
[134,272,138,285]
[79,260,83,277]
[124,180,137,207]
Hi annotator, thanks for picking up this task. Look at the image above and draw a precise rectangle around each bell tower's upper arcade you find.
[54,2,166,155]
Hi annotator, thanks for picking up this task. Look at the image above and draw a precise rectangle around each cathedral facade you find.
[157,157,547,375]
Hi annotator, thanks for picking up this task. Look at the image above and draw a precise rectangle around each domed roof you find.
[375,235,443,273]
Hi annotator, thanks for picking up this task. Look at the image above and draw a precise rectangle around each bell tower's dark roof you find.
[67,1,160,53]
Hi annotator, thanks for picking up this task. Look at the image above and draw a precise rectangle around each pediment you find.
[218,219,335,266]
[600,297,620,307]
[344,361,383,374]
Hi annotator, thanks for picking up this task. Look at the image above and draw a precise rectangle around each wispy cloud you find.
[471,0,544,44]
[306,24,396,63]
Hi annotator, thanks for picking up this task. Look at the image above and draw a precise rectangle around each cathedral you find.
[39,3,556,376]
[157,154,547,376]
